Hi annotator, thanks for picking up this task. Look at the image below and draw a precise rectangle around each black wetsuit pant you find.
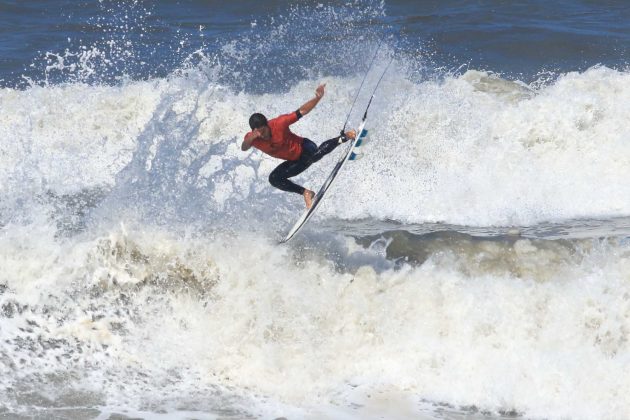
[269,137,341,195]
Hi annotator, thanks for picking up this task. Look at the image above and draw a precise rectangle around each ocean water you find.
[1,1,630,419]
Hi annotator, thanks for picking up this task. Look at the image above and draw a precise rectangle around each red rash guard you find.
[247,111,303,161]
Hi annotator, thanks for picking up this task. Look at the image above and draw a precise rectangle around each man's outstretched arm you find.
[298,83,326,117]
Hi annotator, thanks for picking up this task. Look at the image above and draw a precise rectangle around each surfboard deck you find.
[280,121,368,243]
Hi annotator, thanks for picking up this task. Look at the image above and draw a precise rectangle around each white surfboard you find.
[279,53,392,243]
[280,122,368,243]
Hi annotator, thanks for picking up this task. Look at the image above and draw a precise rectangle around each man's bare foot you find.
[303,189,315,209]
[340,129,357,143]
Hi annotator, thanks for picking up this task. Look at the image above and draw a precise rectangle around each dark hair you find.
[249,113,268,129]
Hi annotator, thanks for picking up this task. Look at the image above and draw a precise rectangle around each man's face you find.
[257,125,271,140]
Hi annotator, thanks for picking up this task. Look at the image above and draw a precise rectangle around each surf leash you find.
[360,56,394,122]
[341,48,394,142]
[341,39,384,133]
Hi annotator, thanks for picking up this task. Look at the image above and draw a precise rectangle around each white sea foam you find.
[329,66,630,226]
[1,224,630,419]
[3,63,630,419]
[2,66,630,227]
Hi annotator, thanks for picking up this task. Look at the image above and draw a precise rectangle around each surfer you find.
[242,83,356,209]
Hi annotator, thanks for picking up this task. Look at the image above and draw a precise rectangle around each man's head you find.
[249,113,267,129]
[249,113,271,139]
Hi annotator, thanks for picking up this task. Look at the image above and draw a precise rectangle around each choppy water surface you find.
[1,1,630,419]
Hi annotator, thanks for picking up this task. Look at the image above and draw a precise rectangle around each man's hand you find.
[246,129,262,142]
[242,129,262,151]
[315,83,326,99]
[299,82,326,117]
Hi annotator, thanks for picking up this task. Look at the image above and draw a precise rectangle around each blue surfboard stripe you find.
[355,129,368,147]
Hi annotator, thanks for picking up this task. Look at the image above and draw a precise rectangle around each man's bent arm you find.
[242,131,259,151]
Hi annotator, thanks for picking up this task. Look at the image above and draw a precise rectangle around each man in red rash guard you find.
[242,83,356,209]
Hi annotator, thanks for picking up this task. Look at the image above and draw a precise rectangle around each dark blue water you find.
[1,0,628,88]
[387,0,630,75]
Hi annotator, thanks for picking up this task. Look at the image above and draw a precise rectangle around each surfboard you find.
[280,122,368,243]
[280,51,392,243]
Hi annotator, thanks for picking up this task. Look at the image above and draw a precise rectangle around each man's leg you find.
[308,137,341,164]
[308,130,356,164]
[268,160,309,194]
[269,159,316,208]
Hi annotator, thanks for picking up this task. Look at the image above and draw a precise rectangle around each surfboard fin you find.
[355,129,369,147]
